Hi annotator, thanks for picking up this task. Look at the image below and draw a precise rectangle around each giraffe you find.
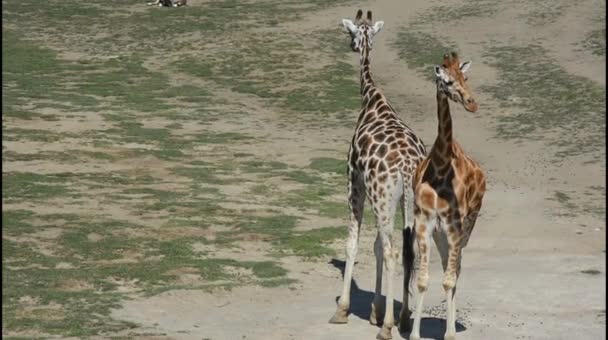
[147,0,186,7]
[329,9,426,340]
[408,52,486,340]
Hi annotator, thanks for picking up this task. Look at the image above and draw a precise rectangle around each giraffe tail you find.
[402,225,415,297]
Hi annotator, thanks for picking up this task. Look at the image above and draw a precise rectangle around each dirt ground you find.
[3,0,605,339]
[109,1,605,339]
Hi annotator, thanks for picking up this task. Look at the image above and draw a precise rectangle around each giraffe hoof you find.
[444,335,456,340]
[329,310,348,324]
[409,336,421,340]
[376,325,393,340]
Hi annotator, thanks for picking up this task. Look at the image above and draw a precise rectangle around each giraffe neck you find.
[430,89,454,169]
[355,35,386,128]
[359,39,375,97]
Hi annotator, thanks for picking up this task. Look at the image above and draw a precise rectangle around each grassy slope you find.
[2,0,365,337]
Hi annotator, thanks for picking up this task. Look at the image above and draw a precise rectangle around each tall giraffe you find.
[329,9,426,340]
[408,52,486,340]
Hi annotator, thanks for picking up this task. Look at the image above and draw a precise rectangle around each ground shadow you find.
[329,259,466,340]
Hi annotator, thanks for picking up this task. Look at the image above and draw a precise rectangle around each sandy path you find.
[111,0,606,339]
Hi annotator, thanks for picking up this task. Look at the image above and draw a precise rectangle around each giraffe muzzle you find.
[464,98,478,113]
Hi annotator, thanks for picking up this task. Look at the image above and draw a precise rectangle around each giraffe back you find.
[349,91,426,192]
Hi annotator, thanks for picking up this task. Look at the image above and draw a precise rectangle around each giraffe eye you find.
[445,80,453,86]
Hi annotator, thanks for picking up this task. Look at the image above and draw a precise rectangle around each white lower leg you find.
[373,233,383,307]
[444,288,456,338]
[382,247,395,327]
[370,233,384,325]
[446,288,456,336]
[338,230,358,308]
[330,230,357,324]
[410,291,425,340]
[451,292,457,327]
[376,241,397,339]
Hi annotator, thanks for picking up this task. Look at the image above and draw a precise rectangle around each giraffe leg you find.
[433,228,455,339]
[433,227,449,272]
[398,178,415,333]
[442,227,463,340]
[410,213,435,340]
[329,175,364,324]
[376,223,397,340]
[371,181,401,340]
[370,231,384,325]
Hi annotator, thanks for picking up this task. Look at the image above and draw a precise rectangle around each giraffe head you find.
[342,9,384,53]
[434,52,478,113]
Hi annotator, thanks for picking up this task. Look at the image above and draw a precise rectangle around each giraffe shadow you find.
[329,259,466,340]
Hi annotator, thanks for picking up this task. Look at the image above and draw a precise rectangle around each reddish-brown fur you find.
[409,52,486,340]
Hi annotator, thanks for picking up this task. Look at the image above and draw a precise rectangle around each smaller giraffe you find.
[408,52,486,340]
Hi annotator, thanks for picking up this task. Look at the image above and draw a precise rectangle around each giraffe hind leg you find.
[329,173,365,324]
[398,174,415,333]
[373,180,403,340]
[370,230,384,326]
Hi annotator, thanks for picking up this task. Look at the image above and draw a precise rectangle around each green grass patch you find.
[2,0,367,337]
[581,28,606,56]
[393,31,457,82]
[2,210,37,235]
[482,44,605,161]
[3,150,115,163]
[418,0,499,23]
[274,226,347,257]
[522,1,570,26]
[176,30,358,115]
[281,170,322,184]
[196,132,254,144]
[308,157,346,175]
[171,166,231,185]
[2,172,73,202]
[2,128,78,143]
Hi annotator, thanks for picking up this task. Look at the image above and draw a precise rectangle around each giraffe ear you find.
[342,19,357,34]
[434,65,446,79]
[459,60,472,73]
[371,21,384,35]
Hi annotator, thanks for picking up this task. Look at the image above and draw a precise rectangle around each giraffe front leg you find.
[443,237,462,340]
